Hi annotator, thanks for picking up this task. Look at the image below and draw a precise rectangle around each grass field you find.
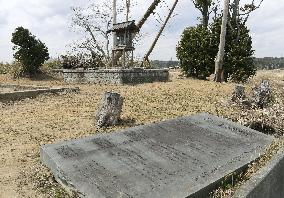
[0,70,283,197]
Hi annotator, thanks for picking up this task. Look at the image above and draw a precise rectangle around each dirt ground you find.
[0,88,14,93]
[0,70,283,198]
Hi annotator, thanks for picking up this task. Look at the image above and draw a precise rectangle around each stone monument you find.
[232,84,245,102]
[41,113,273,197]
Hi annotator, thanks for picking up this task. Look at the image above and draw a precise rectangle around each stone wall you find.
[62,68,169,84]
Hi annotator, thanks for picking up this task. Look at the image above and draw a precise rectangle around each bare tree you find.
[126,0,130,21]
[142,0,179,66]
[192,0,218,28]
[214,0,230,82]
[231,0,264,34]
[239,0,264,24]
[71,2,115,63]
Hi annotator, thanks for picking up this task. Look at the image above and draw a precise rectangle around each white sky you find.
[0,0,283,62]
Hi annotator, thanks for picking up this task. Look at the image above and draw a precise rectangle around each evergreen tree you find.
[11,27,49,76]
[177,17,256,82]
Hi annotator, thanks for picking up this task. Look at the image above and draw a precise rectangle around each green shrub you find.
[0,61,22,78]
[42,59,62,71]
[0,62,11,74]
[176,25,217,79]
[11,27,49,76]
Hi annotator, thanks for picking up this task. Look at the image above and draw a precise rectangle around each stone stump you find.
[96,92,123,128]
[253,80,271,108]
[232,84,245,102]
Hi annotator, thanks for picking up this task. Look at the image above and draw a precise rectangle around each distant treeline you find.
[151,58,284,70]
[150,60,179,68]
[254,57,284,70]
[2,58,284,72]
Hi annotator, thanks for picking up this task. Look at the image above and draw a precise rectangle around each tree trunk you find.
[96,92,124,128]
[113,0,117,24]
[136,0,162,30]
[142,0,179,66]
[112,0,117,67]
[214,0,230,82]
[232,0,240,22]
[126,0,130,22]
[232,0,240,42]
[201,1,209,28]
[191,0,211,29]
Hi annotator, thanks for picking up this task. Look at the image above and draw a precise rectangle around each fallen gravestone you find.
[231,84,245,102]
[40,113,273,198]
[253,80,271,108]
[231,84,252,107]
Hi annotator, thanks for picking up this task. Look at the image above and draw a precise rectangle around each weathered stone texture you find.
[40,113,273,198]
[253,80,271,108]
[62,68,169,84]
[232,84,245,102]
[96,92,123,128]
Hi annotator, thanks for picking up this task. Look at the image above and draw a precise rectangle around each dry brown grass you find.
[0,70,283,197]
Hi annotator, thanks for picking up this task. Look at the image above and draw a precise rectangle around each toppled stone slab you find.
[0,84,79,102]
[40,113,273,198]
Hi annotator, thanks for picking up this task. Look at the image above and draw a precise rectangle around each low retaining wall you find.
[0,84,78,102]
[62,68,169,84]
[234,148,284,198]
[0,84,45,91]
[50,69,64,79]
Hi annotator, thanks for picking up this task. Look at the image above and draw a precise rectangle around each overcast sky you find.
[0,0,283,62]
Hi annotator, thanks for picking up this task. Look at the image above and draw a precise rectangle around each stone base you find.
[40,113,273,198]
[234,148,284,198]
[62,68,169,84]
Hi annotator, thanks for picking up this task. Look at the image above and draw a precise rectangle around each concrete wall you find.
[0,84,48,90]
[50,69,64,79]
[234,148,284,198]
[0,84,79,102]
[62,68,169,84]
[0,89,58,102]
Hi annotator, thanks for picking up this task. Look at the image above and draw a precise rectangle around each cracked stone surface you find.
[40,113,273,198]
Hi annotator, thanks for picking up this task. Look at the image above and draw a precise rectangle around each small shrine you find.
[58,0,170,84]
[108,20,138,67]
